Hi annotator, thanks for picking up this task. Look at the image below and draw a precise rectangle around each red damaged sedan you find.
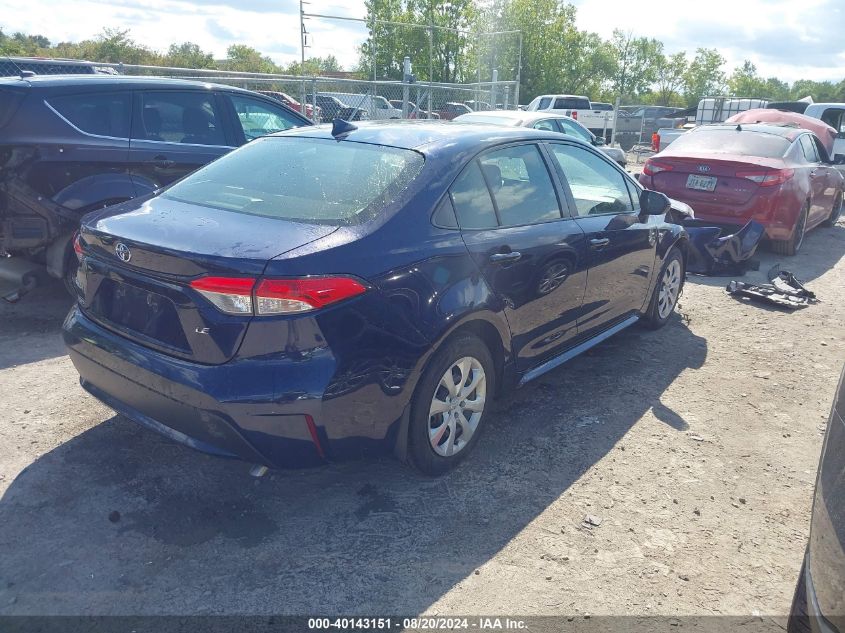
[640,124,844,255]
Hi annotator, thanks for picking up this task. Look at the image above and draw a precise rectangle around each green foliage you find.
[164,43,216,69]
[223,44,281,73]
[683,48,726,106]
[609,30,663,100]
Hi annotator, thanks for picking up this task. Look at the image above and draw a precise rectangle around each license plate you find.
[686,174,717,191]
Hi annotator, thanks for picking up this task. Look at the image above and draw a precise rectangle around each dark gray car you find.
[789,366,845,633]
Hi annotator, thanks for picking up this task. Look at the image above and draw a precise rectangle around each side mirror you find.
[593,137,606,146]
[834,154,845,165]
[640,190,671,215]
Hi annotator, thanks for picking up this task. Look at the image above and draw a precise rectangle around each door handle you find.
[489,251,522,263]
[590,238,611,249]
[148,155,175,169]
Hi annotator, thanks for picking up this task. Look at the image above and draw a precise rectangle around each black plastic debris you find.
[683,220,765,275]
[726,266,818,309]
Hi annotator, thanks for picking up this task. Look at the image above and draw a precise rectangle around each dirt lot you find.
[0,219,842,619]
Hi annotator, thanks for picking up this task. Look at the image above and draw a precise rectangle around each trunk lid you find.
[651,153,786,212]
[78,195,337,365]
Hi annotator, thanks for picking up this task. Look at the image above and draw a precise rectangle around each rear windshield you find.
[162,136,424,225]
[665,128,791,158]
[553,97,590,110]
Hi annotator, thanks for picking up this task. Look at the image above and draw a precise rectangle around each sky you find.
[1,0,844,84]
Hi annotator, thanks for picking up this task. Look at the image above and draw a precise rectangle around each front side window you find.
[230,94,301,142]
[549,143,634,217]
[137,91,225,146]
[49,92,131,138]
[478,144,562,227]
[162,137,424,225]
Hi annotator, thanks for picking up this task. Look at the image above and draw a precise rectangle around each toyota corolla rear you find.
[63,133,426,468]
[639,126,802,240]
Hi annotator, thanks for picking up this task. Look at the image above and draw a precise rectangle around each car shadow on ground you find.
[683,222,845,290]
[0,317,706,615]
[0,278,72,370]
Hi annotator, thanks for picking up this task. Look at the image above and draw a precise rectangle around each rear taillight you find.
[190,277,255,314]
[190,276,366,316]
[72,232,84,261]
[735,169,794,187]
[571,111,578,120]
[642,161,673,177]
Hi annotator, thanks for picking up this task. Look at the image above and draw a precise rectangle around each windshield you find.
[162,136,424,225]
[666,128,791,158]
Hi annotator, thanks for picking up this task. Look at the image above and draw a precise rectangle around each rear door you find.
[453,143,588,370]
[128,89,234,194]
[547,141,656,333]
[800,134,832,223]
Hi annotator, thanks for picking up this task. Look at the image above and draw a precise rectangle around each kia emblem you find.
[115,242,131,262]
[697,165,711,173]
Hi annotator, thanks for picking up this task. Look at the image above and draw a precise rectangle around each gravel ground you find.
[0,218,842,618]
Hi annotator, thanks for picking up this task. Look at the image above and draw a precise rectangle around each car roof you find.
[274,120,585,151]
[0,74,261,95]
[698,123,806,141]
[454,110,580,125]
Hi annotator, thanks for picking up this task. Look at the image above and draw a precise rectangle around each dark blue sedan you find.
[63,121,688,475]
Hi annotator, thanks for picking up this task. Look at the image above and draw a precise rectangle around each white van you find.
[320,92,402,120]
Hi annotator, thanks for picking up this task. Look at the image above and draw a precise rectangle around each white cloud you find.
[1,0,843,82]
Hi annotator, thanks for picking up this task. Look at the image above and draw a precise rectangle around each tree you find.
[683,48,726,106]
[164,42,215,69]
[223,44,281,73]
[608,30,663,100]
[286,55,344,75]
[653,51,687,106]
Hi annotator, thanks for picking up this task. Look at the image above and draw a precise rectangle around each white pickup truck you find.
[803,103,845,159]
[525,94,616,136]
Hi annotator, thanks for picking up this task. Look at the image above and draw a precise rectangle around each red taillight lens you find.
[190,276,255,314]
[735,169,794,187]
[255,277,367,315]
[72,231,83,261]
[189,276,366,315]
[642,161,673,177]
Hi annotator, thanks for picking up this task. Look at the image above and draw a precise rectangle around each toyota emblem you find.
[115,242,131,262]
[697,165,711,173]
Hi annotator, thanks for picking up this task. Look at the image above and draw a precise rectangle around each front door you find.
[128,90,233,195]
[451,143,589,370]
[546,141,657,335]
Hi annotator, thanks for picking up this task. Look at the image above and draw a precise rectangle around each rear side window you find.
[48,92,131,138]
[553,97,590,110]
[162,137,424,225]
[478,145,561,226]
[538,97,552,110]
[666,129,791,159]
[136,91,225,146]
[450,161,498,229]
[799,135,820,162]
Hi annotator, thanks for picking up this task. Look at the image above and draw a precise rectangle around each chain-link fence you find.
[1,56,519,123]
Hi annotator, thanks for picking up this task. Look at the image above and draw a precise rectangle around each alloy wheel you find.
[657,259,682,319]
[428,357,486,457]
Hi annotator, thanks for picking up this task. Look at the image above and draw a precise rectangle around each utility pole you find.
[299,0,307,71]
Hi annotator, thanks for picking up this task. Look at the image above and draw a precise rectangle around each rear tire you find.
[772,203,808,256]
[642,247,684,330]
[822,191,843,227]
[408,335,495,476]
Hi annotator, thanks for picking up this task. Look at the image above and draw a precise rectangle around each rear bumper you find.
[63,306,394,468]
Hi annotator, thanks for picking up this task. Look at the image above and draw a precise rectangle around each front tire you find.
[772,203,808,256]
[408,335,495,476]
[642,247,684,329]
